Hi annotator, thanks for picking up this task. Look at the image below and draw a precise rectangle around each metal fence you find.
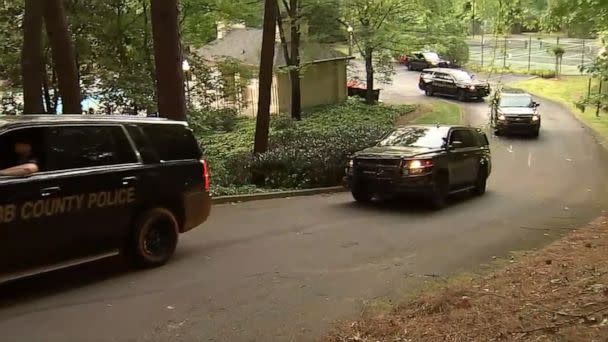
[467,35,600,75]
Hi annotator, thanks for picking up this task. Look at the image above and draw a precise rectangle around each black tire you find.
[352,182,373,203]
[532,129,540,138]
[128,208,179,268]
[429,173,449,210]
[457,89,466,102]
[472,166,488,196]
[425,86,434,97]
[494,128,502,136]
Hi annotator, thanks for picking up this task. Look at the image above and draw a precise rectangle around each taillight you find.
[200,159,210,191]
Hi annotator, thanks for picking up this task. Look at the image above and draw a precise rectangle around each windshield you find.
[500,95,533,107]
[378,127,447,149]
[423,52,440,62]
[451,70,472,81]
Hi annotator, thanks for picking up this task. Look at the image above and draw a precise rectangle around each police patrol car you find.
[0,115,211,282]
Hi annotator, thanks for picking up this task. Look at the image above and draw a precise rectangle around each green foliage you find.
[188,108,239,134]
[306,0,344,43]
[199,100,415,195]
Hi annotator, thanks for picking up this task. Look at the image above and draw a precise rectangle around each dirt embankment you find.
[328,216,608,341]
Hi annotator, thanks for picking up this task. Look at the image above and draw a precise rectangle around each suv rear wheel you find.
[425,86,434,97]
[472,166,488,196]
[128,208,179,268]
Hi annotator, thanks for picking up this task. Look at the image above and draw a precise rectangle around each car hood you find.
[354,146,439,159]
[499,107,537,115]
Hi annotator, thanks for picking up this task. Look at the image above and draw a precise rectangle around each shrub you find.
[253,125,390,188]
[188,108,238,135]
[529,69,556,79]
[198,99,415,193]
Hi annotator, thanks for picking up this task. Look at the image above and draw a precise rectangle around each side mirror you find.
[533,102,540,108]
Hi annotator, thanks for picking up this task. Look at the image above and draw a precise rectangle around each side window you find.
[46,126,137,171]
[141,124,201,162]
[125,125,159,163]
[0,127,46,171]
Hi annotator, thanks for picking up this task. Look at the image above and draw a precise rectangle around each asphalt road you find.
[2,67,608,342]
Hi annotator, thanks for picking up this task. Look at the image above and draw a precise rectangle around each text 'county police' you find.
[0,187,136,224]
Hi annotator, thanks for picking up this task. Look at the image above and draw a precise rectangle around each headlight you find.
[404,159,433,169]
[469,85,476,90]
[409,160,423,169]
[348,159,354,168]
[532,115,540,122]
[498,114,506,121]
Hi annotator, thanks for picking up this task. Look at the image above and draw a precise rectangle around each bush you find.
[254,125,390,188]
[197,99,415,194]
[529,69,556,79]
[188,108,238,135]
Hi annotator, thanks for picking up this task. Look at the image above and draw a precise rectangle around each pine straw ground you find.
[327,216,608,342]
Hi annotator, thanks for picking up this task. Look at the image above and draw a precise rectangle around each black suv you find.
[344,125,491,209]
[419,68,491,101]
[0,115,211,283]
[401,51,452,71]
[490,89,541,137]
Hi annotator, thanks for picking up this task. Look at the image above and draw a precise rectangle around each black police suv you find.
[419,68,491,101]
[490,89,541,137]
[344,125,491,209]
[401,51,452,71]
[0,115,211,282]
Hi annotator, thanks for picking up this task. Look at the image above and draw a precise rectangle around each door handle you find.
[122,176,138,186]
[40,186,61,197]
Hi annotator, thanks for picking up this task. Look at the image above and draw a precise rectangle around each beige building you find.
[198,27,351,116]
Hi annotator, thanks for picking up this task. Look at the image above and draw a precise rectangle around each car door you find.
[42,124,143,260]
[438,73,458,96]
[446,129,471,187]
[455,129,482,185]
[0,126,71,277]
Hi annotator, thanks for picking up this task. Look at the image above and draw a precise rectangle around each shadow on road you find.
[332,191,489,215]
[0,247,200,308]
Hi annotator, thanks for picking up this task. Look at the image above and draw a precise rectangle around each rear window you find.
[141,124,201,162]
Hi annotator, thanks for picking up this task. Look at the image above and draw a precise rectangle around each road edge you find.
[212,186,346,204]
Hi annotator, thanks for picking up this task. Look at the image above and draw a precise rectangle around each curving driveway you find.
[1,66,607,342]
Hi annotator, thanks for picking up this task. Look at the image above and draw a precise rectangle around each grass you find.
[513,76,608,140]
[411,101,463,125]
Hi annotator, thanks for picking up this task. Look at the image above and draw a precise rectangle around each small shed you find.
[198,27,351,116]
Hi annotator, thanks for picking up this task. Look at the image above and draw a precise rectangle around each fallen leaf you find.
[167,306,175,310]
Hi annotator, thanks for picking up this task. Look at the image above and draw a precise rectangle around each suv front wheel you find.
[128,208,179,268]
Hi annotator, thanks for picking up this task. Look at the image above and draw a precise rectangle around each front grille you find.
[354,158,402,178]
[356,158,401,167]
[505,116,533,124]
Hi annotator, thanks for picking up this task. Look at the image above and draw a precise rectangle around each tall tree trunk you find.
[150,0,186,121]
[288,0,301,120]
[253,0,278,185]
[44,0,81,114]
[364,48,375,104]
[142,0,157,113]
[22,0,45,114]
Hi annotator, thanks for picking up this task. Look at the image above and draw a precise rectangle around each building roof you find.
[196,28,349,67]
